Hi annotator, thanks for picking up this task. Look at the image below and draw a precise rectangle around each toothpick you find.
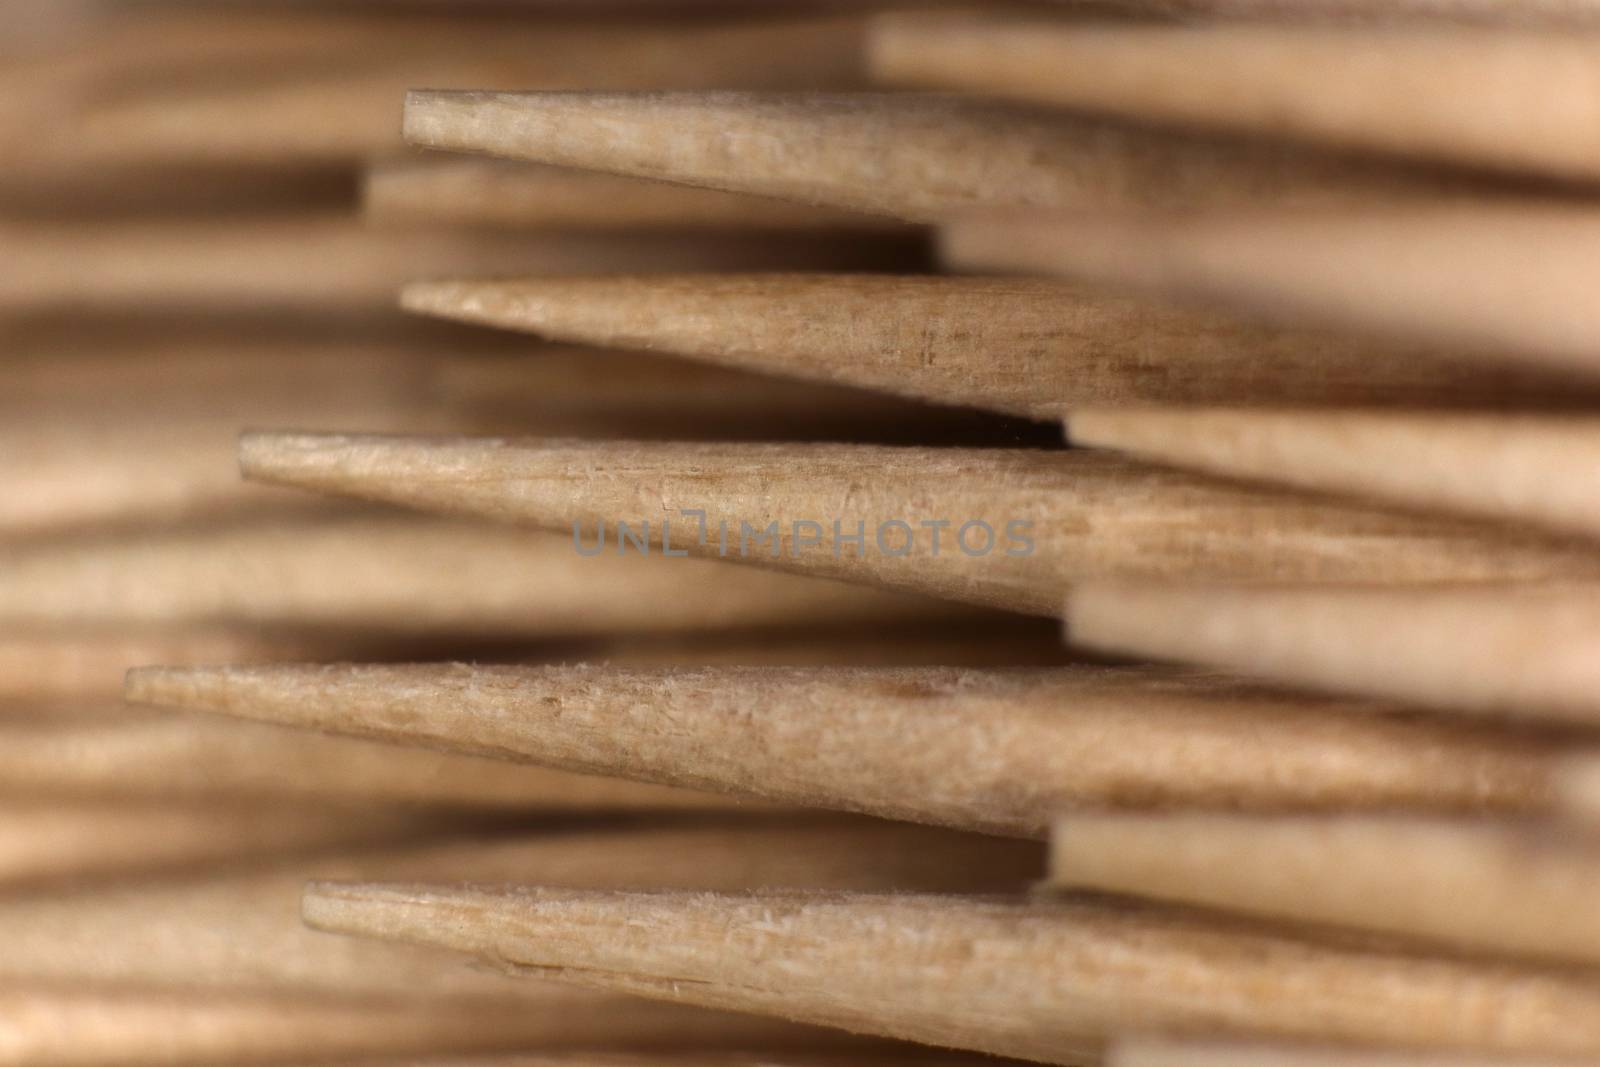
[125,662,1589,833]
[0,513,952,635]
[401,91,1505,223]
[1067,408,1600,541]
[1066,581,1600,724]
[401,274,1596,420]
[874,15,1600,181]
[0,818,1039,997]
[302,884,1600,1061]
[943,205,1600,378]
[237,434,1600,616]
[1051,811,1600,966]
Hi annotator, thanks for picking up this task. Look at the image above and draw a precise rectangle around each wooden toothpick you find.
[125,662,1590,833]
[0,818,1038,997]
[874,15,1600,181]
[302,884,1600,1061]
[401,91,1505,222]
[943,205,1600,378]
[1067,408,1600,541]
[401,275,1598,420]
[0,512,952,635]
[1051,811,1600,966]
[1066,581,1600,723]
[237,434,1600,616]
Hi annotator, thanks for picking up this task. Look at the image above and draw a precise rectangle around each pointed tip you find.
[301,880,438,942]
[301,879,392,931]
[398,279,479,321]
[120,662,394,737]
[302,879,495,927]
[120,662,292,725]
[122,664,197,707]
[301,880,589,959]
[401,89,477,152]
[237,430,386,491]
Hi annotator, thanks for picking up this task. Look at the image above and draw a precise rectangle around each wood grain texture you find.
[1068,408,1600,540]
[0,818,1040,996]
[402,275,1600,419]
[1051,812,1600,965]
[1066,581,1600,723]
[943,205,1600,377]
[303,884,1600,1061]
[0,512,954,635]
[125,662,1590,833]
[238,434,1600,616]
[401,91,1510,223]
[874,15,1600,181]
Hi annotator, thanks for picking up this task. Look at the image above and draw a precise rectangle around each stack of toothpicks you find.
[8,1,1600,1065]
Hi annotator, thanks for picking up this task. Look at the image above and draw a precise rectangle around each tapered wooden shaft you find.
[126,663,1590,833]
[874,15,1600,181]
[1068,408,1600,540]
[943,206,1600,378]
[303,885,1600,1061]
[401,91,1502,223]
[0,513,947,634]
[1051,812,1600,965]
[238,434,1600,616]
[1066,581,1600,723]
[0,819,1039,997]
[402,275,1597,420]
